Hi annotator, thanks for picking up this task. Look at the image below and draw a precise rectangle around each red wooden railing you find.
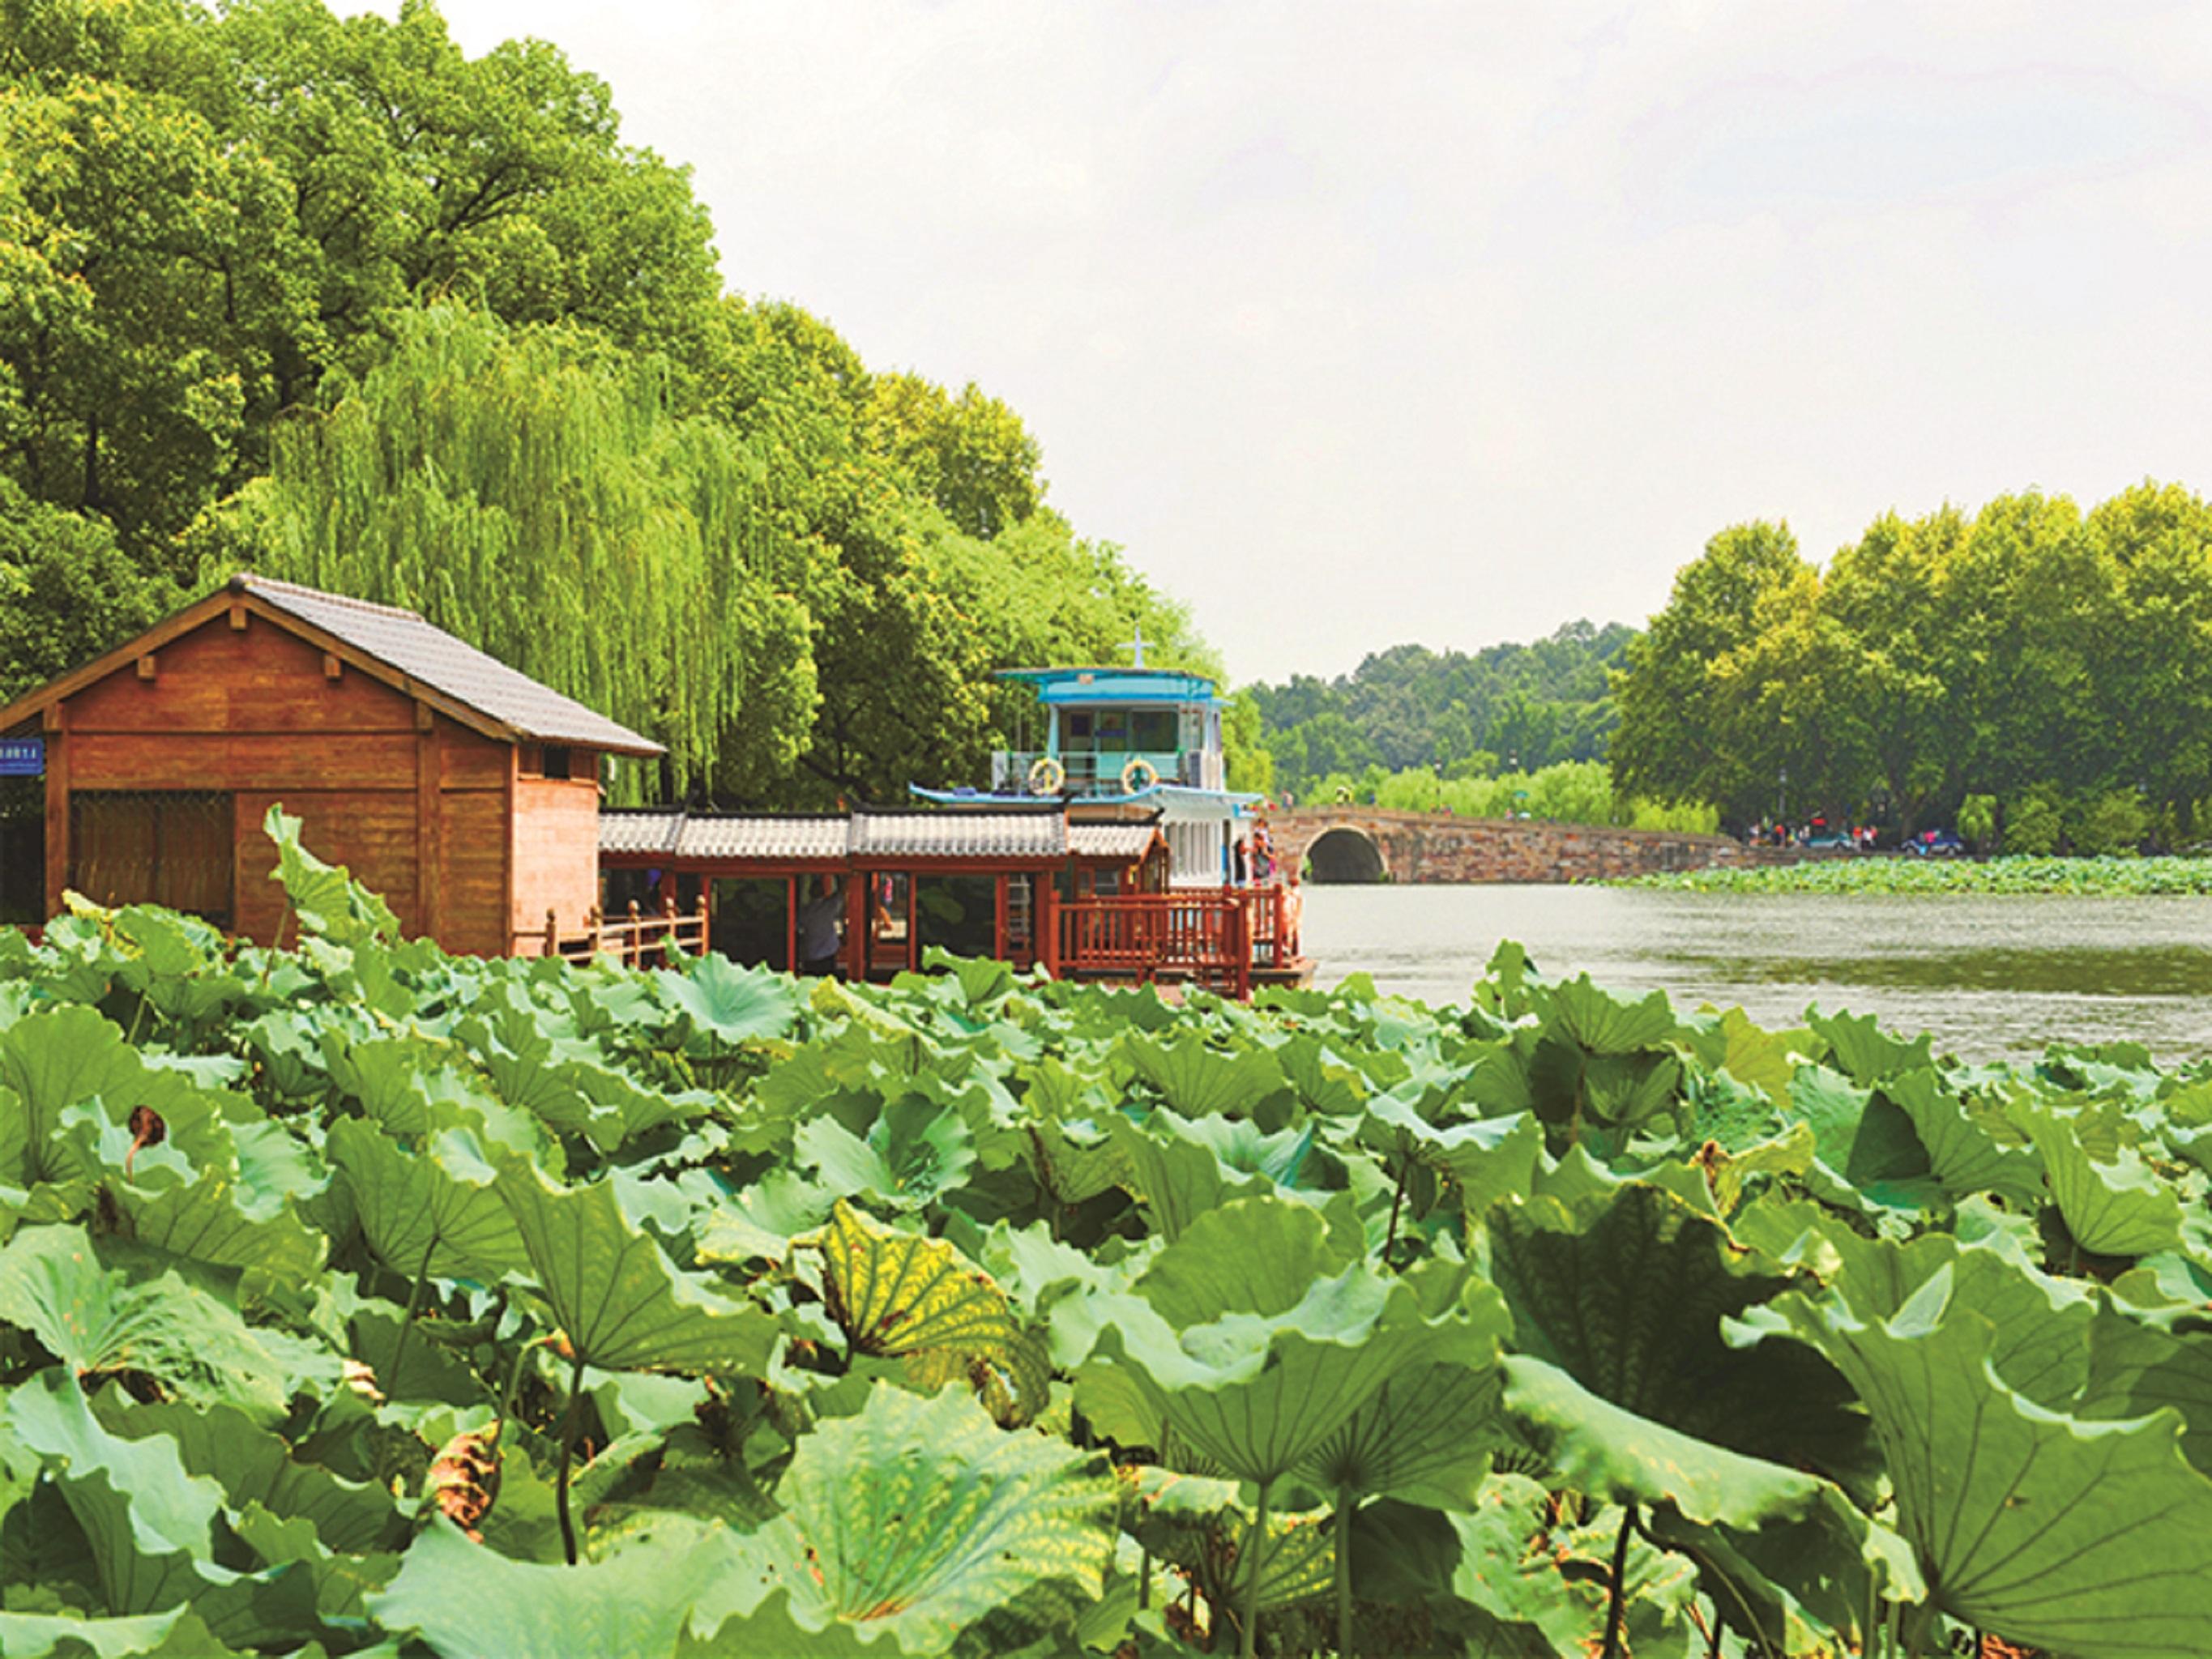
[534,896,708,968]
[1055,883,1304,997]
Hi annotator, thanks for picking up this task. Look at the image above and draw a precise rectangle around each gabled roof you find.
[0,574,663,757]
[1069,821,1164,861]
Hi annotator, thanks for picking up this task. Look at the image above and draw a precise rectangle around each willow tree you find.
[254,304,818,800]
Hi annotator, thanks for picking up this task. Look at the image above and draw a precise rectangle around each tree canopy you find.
[0,0,1213,805]
[1610,483,2212,847]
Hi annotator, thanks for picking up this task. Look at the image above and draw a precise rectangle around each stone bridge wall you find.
[1268,807,1745,884]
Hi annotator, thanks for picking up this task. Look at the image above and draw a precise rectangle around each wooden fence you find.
[1056,883,1304,998]
[534,896,708,968]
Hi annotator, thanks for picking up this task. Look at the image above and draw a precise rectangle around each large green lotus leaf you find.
[3,1371,317,1646]
[1019,1111,1128,1209]
[98,1395,406,1556]
[327,1117,532,1282]
[2077,1303,2212,1476]
[105,1170,327,1286]
[0,1226,332,1423]
[0,1008,224,1187]
[1541,975,1681,1053]
[2019,1102,2184,1256]
[369,1514,737,1659]
[801,1201,1019,1384]
[1881,1068,2044,1205]
[1078,1197,1475,1485]
[1486,1183,1873,1487]
[1444,1473,1643,1657]
[795,1099,975,1213]
[1300,1359,1502,1510]
[1360,1094,1543,1218]
[1681,1006,1818,1103]
[1119,1030,1287,1120]
[1271,1033,1369,1115]
[1502,1354,1842,1531]
[1783,1063,1937,1197]
[0,1610,237,1658]
[1525,1036,1681,1132]
[494,1162,781,1374]
[263,804,399,947]
[1773,1264,2212,1654]
[653,953,801,1050]
[1804,1007,1933,1085]
[702,1384,1113,1656]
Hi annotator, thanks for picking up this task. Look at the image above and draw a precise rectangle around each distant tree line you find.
[0,0,1210,804]
[1247,622,1633,800]
[1611,484,2212,851]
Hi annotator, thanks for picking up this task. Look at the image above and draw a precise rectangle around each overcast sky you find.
[378,2,2212,684]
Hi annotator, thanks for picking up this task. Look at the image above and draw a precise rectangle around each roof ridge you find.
[233,571,425,624]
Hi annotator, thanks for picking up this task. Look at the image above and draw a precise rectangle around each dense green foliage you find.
[0,0,1211,803]
[1630,853,2212,896]
[1247,623,1633,800]
[1290,758,1719,834]
[1612,484,2212,844]
[5,817,2212,1654]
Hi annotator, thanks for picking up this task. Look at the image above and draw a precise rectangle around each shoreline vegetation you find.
[1625,853,2212,895]
[2,827,2210,1655]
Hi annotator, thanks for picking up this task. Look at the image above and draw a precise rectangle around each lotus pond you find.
[2,816,2212,1657]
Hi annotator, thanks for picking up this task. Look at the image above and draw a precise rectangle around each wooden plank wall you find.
[54,613,519,955]
[510,772,601,952]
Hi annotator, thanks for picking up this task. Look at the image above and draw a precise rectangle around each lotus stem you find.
[1241,1477,1270,1659]
[1599,1501,1635,1659]
[386,1235,440,1392]
[1333,1484,1356,1658]
[555,1350,587,1565]
[1381,1132,1409,1265]
[1139,1421,1168,1612]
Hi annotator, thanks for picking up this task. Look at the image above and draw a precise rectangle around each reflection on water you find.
[1301,885,2212,1062]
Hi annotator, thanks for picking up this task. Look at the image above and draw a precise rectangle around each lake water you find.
[1300,884,2212,1063]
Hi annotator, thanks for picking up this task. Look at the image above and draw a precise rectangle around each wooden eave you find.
[0,590,573,754]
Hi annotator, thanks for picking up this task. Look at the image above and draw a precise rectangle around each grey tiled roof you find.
[601,808,1070,863]
[600,810,684,856]
[1069,822,1160,860]
[681,816,848,861]
[239,575,662,755]
[850,809,1066,860]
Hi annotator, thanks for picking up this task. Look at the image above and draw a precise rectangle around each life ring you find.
[1027,756,1066,795]
[1121,756,1161,794]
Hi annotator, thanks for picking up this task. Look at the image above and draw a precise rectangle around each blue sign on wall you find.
[0,739,45,778]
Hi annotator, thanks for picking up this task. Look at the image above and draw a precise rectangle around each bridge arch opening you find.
[1305,826,1387,885]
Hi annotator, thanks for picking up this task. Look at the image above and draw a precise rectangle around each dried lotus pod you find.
[124,1106,167,1177]
[425,1422,503,1543]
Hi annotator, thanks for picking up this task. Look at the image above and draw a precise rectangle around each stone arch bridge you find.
[1266,807,1741,885]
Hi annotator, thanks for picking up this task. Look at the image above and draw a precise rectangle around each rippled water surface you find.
[1300,885,2212,1061]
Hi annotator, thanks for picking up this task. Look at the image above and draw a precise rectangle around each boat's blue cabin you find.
[991,666,1228,796]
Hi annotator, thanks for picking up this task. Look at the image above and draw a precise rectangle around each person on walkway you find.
[799,875,845,976]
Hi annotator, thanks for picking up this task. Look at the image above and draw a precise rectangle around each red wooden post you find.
[626,899,643,968]
[1036,877,1059,978]
[544,907,558,959]
[993,875,1008,964]
[784,876,798,975]
[845,871,869,981]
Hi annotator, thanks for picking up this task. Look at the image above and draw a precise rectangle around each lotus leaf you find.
[704,1384,1114,1654]
[2019,1100,2185,1256]
[494,1162,780,1374]
[1486,1183,1873,1486]
[1775,1261,2212,1653]
[801,1201,1019,1393]
[329,1117,531,1283]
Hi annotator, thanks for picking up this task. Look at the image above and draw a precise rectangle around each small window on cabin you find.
[1065,711,1094,749]
[1130,710,1176,753]
[542,746,573,781]
[1095,711,1129,753]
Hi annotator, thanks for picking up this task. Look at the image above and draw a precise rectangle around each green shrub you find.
[1957,794,1997,851]
[2068,789,2149,857]
[2005,789,2064,855]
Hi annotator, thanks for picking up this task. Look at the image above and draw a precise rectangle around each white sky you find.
[370,2,2212,684]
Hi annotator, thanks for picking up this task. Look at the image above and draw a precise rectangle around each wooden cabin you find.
[600,804,1172,981]
[0,574,661,956]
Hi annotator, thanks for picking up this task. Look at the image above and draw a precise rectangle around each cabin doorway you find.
[709,877,792,970]
[0,778,41,925]
[68,790,234,926]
